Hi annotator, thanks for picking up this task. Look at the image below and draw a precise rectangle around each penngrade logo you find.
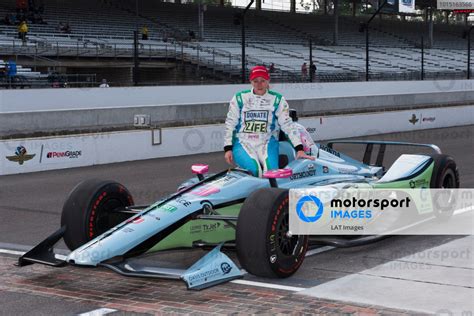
[5,146,36,165]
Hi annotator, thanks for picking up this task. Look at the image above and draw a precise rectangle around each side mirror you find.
[263,169,293,187]
[191,164,209,181]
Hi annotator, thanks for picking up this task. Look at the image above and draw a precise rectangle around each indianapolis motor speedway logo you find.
[5,146,36,165]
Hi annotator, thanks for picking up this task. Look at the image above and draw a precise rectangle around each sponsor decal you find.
[306,127,316,133]
[176,197,191,207]
[290,170,316,180]
[244,110,268,121]
[127,216,144,224]
[46,150,82,159]
[409,114,419,125]
[191,175,235,196]
[191,222,221,234]
[243,110,269,133]
[158,204,178,213]
[190,225,202,234]
[5,146,36,165]
[269,234,276,252]
[243,121,268,133]
[322,166,329,173]
[220,262,232,275]
[145,214,161,221]
[191,185,220,197]
[307,163,315,171]
[337,167,358,175]
[320,145,341,157]
[121,227,134,233]
[270,255,277,263]
[203,222,221,232]
[409,179,428,188]
[188,268,220,283]
[422,117,436,123]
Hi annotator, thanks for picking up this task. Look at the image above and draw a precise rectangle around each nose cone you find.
[66,246,111,266]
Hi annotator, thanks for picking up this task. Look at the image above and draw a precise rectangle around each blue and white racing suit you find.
[224,89,303,177]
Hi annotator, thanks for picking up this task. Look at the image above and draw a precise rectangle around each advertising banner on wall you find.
[381,0,416,13]
[399,0,416,13]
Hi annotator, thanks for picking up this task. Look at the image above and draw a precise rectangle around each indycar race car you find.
[19,136,459,290]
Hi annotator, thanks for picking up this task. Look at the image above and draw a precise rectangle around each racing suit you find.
[224,89,303,177]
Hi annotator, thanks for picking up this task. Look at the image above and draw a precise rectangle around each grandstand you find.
[0,0,470,86]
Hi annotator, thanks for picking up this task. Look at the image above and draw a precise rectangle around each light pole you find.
[359,0,389,81]
[462,26,474,79]
[133,0,140,86]
[234,0,255,83]
[309,38,313,82]
[421,35,424,80]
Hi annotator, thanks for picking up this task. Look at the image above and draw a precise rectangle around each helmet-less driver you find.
[224,66,314,177]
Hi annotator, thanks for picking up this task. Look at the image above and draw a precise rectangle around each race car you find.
[18,135,459,290]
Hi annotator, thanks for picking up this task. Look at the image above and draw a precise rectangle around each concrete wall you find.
[2,105,472,175]
[1,80,473,137]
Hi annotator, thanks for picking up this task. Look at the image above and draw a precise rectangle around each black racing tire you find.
[236,188,308,278]
[430,154,460,189]
[61,179,134,250]
[429,155,460,220]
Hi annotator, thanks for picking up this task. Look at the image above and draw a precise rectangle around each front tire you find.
[236,188,308,278]
[61,179,134,250]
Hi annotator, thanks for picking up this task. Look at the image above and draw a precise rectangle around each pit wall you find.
[1,105,472,175]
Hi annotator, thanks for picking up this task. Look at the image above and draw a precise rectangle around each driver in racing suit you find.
[224,66,314,177]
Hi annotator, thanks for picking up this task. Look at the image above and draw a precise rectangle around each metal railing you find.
[0,35,470,86]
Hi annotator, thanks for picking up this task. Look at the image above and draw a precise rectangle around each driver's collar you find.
[252,88,268,96]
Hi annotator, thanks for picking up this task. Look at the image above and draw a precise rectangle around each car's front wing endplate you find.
[100,243,243,290]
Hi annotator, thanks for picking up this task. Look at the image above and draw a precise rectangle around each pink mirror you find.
[263,168,293,179]
[191,164,209,175]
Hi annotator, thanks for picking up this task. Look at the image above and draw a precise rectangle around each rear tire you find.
[236,188,308,278]
[429,155,460,220]
[430,154,459,189]
[61,179,134,250]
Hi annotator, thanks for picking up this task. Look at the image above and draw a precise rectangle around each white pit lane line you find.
[0,249,25,256]
[78,308,117,316]
[229,246,335,292]
[230,279,306,292]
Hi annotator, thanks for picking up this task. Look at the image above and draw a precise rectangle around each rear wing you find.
[327,140,441,167]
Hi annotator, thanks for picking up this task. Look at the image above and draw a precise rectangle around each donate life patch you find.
[243,110,269,133]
